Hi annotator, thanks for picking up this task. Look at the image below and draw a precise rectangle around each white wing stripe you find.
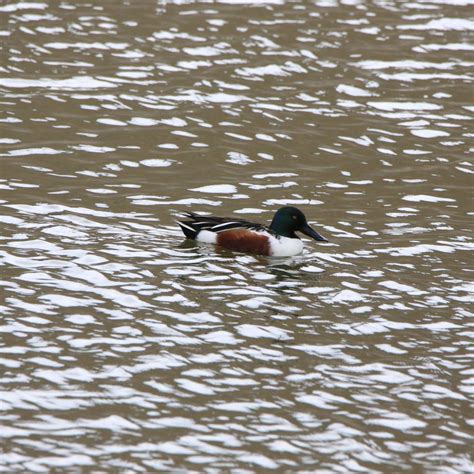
[212,221,240,229]
[194,221,214,226]
[179,222,196,232]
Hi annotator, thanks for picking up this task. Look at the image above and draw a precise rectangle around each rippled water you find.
[1,0,473,471]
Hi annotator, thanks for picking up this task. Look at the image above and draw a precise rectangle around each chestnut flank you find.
[217,230,271,256]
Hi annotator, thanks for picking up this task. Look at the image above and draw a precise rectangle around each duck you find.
[178,206,327,257]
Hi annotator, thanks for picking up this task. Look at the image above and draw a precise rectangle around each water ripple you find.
[1,0,473,472]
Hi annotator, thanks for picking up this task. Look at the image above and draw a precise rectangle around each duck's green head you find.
[270,206,328,241]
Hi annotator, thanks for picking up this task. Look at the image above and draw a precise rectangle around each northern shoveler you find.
[178,206,328,257]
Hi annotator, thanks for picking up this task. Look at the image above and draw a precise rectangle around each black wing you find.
[178,212,268,240]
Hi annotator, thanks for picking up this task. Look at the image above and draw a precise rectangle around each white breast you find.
[268,235,304,257]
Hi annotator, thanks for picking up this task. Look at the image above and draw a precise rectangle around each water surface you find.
[0,0,473,472]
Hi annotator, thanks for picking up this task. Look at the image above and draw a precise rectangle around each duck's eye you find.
[292,215,297,220]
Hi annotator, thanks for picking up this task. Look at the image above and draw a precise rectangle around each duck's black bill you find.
[301,224,328,242]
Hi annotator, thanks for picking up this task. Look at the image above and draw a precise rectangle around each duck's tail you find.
[177,219,199,240]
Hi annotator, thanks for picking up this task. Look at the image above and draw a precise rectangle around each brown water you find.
[1,0,473,472]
